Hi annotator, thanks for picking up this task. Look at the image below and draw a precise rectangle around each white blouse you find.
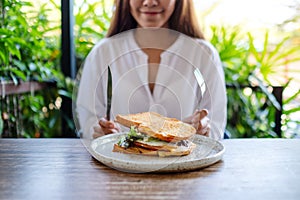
[76,30,227,140]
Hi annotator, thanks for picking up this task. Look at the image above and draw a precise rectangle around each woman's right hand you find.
[93,117,121,139]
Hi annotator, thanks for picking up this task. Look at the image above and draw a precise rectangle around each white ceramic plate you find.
[90,133,225,173]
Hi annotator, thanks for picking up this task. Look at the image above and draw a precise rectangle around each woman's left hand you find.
[191,109,210,137]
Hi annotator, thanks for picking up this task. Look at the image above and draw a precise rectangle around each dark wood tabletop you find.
[0,138,299,200]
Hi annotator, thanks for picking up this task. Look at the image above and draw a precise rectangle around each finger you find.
[192,118,201,131]
[97,119,119,135]
[191,109,208,123]
[99,118,115,129]
[197,113,209,130]
[201,124,210,134]
[192,113,205,130]
[99,118,108,127]
[191,109,209,132]
[197,126,209,136]
[200,117,210,128]
[197,117,210,133]
[204,125,210,137]
[192,119,201,131]
[199,109,208,119]
[102,124,120,134]
[193,108,208,116]
[195,117,210,135]
[201,124,211,137]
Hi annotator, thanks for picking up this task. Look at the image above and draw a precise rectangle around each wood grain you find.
[0,138,300,200]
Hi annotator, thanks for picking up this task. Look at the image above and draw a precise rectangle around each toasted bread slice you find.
[115,112,161,127]
[113,142,196,157]
[113,144,158,156]
[133,140,178,151]
[115,112,196,142]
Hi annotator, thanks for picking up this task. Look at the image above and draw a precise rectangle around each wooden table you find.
[1,138,299,200]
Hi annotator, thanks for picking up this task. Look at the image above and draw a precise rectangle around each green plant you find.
[282,87,300,138]
[248,31,300,138]
[1,0,112,138]
[0,0,61,83]
[74,0,111,68]
[210,26,300,138]
[0,0,69,138]
[248,32,300,84]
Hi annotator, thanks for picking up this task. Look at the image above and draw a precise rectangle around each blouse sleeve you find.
[197,41,227,140]
[75,42,109,140]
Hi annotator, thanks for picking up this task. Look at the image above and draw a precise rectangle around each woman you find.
[76,0,227,140]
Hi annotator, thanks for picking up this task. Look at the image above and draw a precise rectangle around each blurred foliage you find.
[210,26,300,138]
[0,0,61,83]
[0,0,71,138]
[74,0,112,69]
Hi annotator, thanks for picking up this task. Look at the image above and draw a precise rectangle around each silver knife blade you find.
[194,68,206,97]
[106,66,112,121]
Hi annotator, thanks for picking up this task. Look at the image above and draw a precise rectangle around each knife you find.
[106,66,112,121]
[194,68,206,97]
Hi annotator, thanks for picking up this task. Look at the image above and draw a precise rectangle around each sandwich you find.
[113,112,197,157]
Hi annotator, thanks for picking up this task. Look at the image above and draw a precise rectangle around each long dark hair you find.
[106,0,205,39]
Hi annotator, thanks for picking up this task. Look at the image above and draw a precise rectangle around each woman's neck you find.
[134,28,178,51]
